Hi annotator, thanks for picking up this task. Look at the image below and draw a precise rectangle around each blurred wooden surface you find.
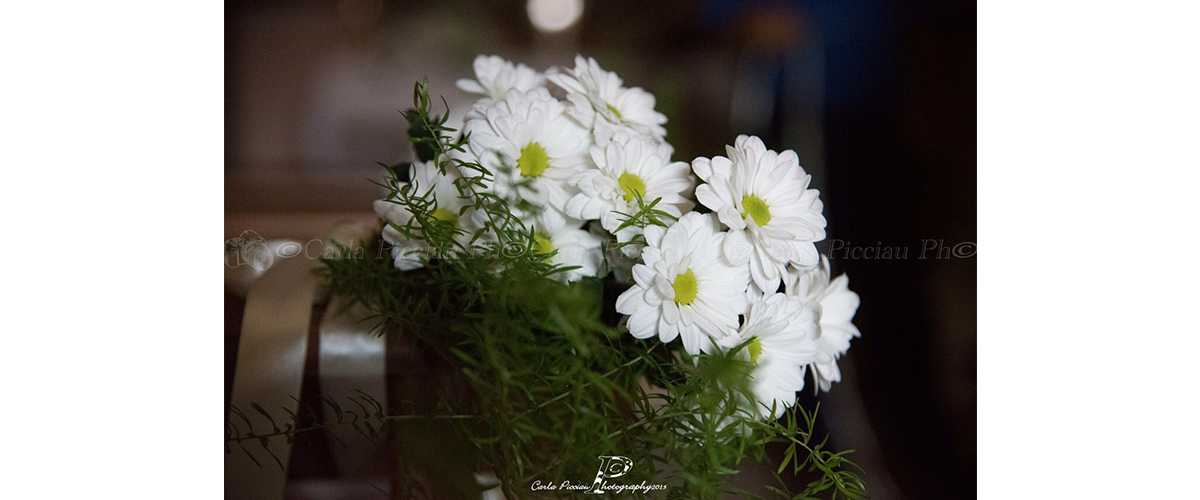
[225,211,377,240]
[226,166,380,239]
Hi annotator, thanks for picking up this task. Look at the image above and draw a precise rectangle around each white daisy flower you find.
[716,292,819,419]
[615,212,750,356]
[529,210,605,282]
[456,55,545,105]
[374,160,471,270]
[464,87,590,211]
[785,257,861,392]
[693,135,827,294]
[548,55,668,140]
[564,134,694,243]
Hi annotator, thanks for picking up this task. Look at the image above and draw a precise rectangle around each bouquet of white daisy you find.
[243,55,866,499]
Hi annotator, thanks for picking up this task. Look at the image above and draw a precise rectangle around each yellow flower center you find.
[748,338,763,364]
[672,269,698,305]
[606,103,622,119]
[518,142,549,178]
[617,172,647,203]
[533,232,554,258]
[430,208,458,225]
[741,194,771,226]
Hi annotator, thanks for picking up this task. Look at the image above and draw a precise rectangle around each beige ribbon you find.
[225,221,380,499]
[318,296,387,476]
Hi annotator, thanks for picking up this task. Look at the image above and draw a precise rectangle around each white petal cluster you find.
[593,120,673,159]
[611,129,857,415]
[615,212,750,356]
[465,87,590,211]
[378,55,863,417]
[565,134,694,244]
[373,160,472,270]
[388,55,684,284]
[456,55,686,284]
[717,292,819,419]
[785,257,862,392]
[548,56,668,140]
[693,135,827,293]
[456,55,545,109]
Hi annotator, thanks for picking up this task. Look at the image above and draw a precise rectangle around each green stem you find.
[513,355,645,420]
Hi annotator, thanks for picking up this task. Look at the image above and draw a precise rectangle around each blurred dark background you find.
[226,0,976,498]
